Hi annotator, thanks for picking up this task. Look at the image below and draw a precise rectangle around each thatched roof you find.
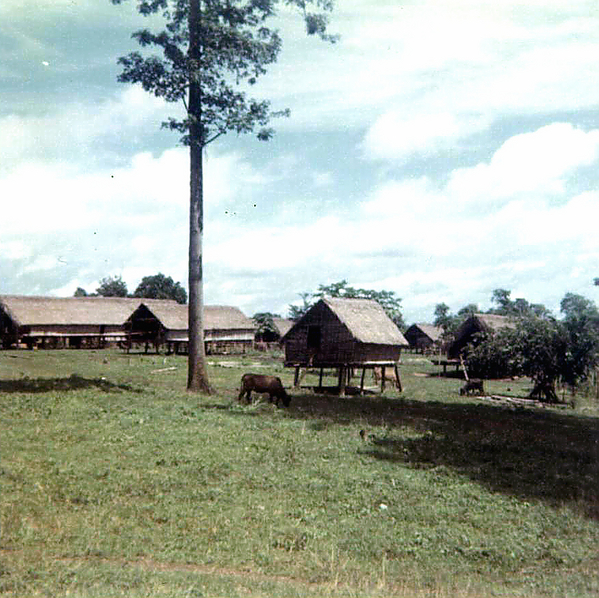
[273,318,294,338]
[205,306,256,331]
[132,302,256,332]
[448,313,515,358]
[0,295,173,327]
[284,297,408,347]
[406,323,444,342]
[466,313,515,333]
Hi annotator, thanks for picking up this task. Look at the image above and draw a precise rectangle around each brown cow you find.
[238,373,291,407]
[459,378,484,396]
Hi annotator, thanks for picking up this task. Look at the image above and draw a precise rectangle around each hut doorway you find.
[307,325,321,350]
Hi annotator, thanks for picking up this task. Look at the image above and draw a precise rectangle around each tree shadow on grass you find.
[0,374,138,394]
[284,392,599,519]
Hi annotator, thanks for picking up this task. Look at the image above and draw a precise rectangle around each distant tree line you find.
[74,273,187,304]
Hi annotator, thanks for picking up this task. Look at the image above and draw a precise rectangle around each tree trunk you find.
[187,0,211,393]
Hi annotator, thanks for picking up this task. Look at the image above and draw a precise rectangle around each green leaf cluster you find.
[133,272,188,303]
[112,0,336,146]
[464,293,599,402]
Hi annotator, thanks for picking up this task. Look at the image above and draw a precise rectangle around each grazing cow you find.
[459,378,484,396]
[238,373,291,407]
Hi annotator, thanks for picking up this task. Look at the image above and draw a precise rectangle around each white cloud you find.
[0,240,32,261]
[0,86,172,173]
[447,123,599,206]
[362,112,491,162]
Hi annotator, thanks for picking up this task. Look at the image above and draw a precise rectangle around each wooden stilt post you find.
[394,363,402,392]
[294,365,301,388]
[338,366,347,397]
[380,366,386,392]
[360,367,366,394]
[318,367,324,389]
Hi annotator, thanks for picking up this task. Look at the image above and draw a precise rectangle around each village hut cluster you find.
[1,293,514,397]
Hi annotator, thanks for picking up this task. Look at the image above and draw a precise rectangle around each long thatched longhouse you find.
[126,302,256,354]
[0,295,164,349]
[281,297,409,395]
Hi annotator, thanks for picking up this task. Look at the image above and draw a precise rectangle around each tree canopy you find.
[488,288,550,318]
[463,292,599,402]
[96,275,129,297]
[112,0,336,147]
[133,273,187,304]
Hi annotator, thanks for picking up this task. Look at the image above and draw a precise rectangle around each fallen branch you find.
[480,394,570,409]
[150,367,177,374]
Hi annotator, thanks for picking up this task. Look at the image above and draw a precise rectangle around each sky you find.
[1,0,599,325]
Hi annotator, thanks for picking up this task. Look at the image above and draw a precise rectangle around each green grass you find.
[1,349,598,597]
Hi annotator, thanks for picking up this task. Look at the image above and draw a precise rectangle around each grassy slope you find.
[1,350,598,597]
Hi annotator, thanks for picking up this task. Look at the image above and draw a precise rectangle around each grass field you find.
[1,349,598,597]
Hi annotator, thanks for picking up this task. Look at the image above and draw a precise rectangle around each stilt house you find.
[281,297,409,394]
[404,323,444,353]
[125,302,256,354]
[0,295,149,349]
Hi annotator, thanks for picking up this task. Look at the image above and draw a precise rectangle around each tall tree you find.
[112,0,336,392]
[489,288,514,315]
[433,302,456,337]
[96,275,128,297]
[134,273,187,303]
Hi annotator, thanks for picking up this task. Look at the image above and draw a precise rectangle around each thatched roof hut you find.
[126,302,256,353]
[255,317,294,343]
[273,318,294,339]
[0,295,163,348]
[448,313,515,359]
[404,323,444,352]
[282,297,408,367]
